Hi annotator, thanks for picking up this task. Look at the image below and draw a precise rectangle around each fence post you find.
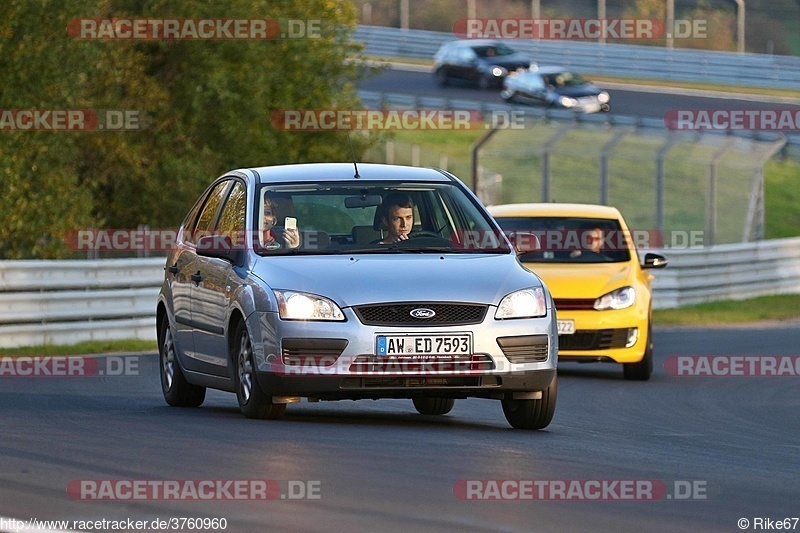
[599,130,628,205]
[386,141,394,164]
[470,127,502,193]
[541,126,570,202]
[706,137,735,246]
[655,133,679,236]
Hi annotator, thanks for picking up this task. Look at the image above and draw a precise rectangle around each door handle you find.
[191,271,203,285]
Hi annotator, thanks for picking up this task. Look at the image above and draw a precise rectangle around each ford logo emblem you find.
[410,308,436,319]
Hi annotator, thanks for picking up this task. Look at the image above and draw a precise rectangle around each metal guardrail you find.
[2,243,800,347]
[354,25,800,90]
[0,258,163,348]
[648,237,800,308]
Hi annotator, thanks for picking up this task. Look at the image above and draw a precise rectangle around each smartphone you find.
[284,217,297,230]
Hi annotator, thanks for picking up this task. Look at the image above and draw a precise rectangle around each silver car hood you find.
[251,253,543,308]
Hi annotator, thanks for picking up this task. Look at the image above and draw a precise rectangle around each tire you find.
[623,322,653,381]
[234,321,286,420]
[501,377,557,430]
[412,397,455,415]
[434,68,449,86]
[158,315,205,407]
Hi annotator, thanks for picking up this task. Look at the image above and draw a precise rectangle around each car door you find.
[191,180,248,377]
[177,179,231,375]
[452,46,478,81]
[520,73,548,103]
[167,195,207,361]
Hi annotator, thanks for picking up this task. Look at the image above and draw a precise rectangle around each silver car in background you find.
[156,163,558,429]
[502,66,611,113]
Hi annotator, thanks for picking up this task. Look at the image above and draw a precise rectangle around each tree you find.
[0,0,371,258]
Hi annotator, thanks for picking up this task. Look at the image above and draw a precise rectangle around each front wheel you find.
[500,89,516,102]
[501,377,557,430]
[234,321,287,420]
[158,315,205,407]
[478,75,493,90]
[413,397,455,415]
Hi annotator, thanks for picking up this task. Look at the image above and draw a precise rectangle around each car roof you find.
[533,66,580,75]
[240,162,454,185]
[441,39,512,48]
[488,202,623,219]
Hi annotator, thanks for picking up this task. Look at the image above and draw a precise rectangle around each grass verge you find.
[654,295,800,325]
[0,340,157,357]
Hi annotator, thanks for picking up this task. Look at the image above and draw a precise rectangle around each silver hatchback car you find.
[156,163,558,429]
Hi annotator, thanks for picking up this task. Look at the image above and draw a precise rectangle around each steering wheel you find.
[409,230,443,239]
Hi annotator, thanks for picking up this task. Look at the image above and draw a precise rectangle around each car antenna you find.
[347,130,360,179]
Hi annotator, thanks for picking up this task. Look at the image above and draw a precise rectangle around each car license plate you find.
[557,320,575,335]
[376,334,472,356]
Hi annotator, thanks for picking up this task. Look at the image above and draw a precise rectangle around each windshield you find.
[542,71,588,88]
[254,181,511,255]
[494,216,631,263]
[473,44,516,58]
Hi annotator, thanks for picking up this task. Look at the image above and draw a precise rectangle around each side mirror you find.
[643,252,668,269]
[196,234,242,265]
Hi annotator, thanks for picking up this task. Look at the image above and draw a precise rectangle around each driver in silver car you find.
[378,192,414,244]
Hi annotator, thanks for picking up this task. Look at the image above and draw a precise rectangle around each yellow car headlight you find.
[594,286,635,310]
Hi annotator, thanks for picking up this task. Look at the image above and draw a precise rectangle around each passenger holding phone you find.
[261,197,299,249]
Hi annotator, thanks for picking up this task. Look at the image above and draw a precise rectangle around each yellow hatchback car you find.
[488,203,667,380]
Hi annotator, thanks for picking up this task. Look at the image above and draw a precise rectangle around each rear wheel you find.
[234,321,286,420]
[412,397,455,415]
[623,323,653,381]
[434,67,449,86]
[159,315,205,407]
[501,377,557,430]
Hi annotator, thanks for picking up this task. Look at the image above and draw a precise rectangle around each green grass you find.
[0,340,157,357]
[765,158,800,239]
[654,295,800,325]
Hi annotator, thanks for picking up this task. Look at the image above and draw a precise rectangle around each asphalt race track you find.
[1,326,798,532]
[359,67,800,119]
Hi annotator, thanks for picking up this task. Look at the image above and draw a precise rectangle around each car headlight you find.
[491,66,508,77]
[598,91,610,103]
[274,290,345,321]
[594,287,636,310]
[495,287,547,319]
[559,96,577,108]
